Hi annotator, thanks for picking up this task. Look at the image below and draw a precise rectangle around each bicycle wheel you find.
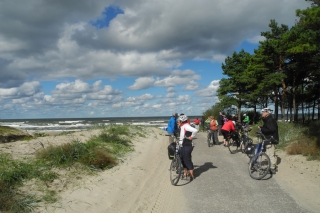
[170,156,182,185]
[228,138,238,154]
[248,152,270,180]
[207,131,211,147]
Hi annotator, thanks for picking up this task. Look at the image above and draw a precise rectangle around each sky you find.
[0,0,310,119]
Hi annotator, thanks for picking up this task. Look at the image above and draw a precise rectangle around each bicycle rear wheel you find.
[248,152,270,180]
[170,156,182,185]
[228,138,238,154]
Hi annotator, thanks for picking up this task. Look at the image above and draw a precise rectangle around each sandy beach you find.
[0,127,319,212]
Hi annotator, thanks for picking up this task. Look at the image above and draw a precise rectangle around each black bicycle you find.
[248,132,276,180]
[228,123,253,154]
[168,136,183,185]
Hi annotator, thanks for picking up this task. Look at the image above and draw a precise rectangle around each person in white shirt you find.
[178,114,198,180]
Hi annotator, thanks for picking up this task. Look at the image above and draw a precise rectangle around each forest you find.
[217,0,319,123]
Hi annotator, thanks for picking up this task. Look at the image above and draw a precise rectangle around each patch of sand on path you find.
[274,150,320,213]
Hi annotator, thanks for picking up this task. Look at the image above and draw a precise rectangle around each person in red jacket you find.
[221,115,236,147]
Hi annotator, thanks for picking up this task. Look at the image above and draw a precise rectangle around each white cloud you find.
[0,81,41,98]
[127,77,155,90]
[195,80,220,97]
[247,35,265,44]
[154,70,201,87]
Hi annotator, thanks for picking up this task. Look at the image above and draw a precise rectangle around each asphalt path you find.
[179,131,311,213]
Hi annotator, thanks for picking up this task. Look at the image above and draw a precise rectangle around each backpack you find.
[167,142,176,160]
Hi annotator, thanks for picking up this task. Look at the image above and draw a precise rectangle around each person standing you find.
[243,113,250,127]
[218,112,224,136]
[221,115,235,147]
[200,116,205,132]
[192,117,200,131]
[167,113,178,144]
[258,108,279,174]
[209,116,219,145]
[178,114,198,180]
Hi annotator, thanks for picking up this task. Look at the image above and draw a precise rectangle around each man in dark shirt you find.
[217,112,224,136]
[258,108,279,174]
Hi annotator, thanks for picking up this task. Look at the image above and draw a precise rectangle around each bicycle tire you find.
[170,156,182,185]
[248,152,271,180]
[239,135,245,153]
[207,131,211,147]
[228,138,238,154]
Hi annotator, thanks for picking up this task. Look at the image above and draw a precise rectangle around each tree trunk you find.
[279,54,286,122]
[274,88,279,121]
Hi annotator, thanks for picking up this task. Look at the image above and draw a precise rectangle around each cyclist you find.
[167,113,178,144]
[258,108,279,174]
[178,114,198,180]
[221,115,236,147]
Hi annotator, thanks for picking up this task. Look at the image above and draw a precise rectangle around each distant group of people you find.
[165,108,279,181]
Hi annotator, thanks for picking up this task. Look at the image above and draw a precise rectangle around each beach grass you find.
[0,124,138,212]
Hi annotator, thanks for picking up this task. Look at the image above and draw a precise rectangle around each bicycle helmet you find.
[243,114,246,116]
[261,108,272,113]
[178,114,188,122]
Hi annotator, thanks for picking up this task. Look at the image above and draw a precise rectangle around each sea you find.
[0,116,202,133]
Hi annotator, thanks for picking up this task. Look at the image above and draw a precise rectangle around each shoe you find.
[270,169,277,174]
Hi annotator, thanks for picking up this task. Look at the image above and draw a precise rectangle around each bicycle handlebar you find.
[256,132,277,143]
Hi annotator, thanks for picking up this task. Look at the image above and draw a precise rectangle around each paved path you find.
[180,132,311,213]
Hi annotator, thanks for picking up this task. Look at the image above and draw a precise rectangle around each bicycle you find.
[207,129,212,147]
[167,135,183,185]
[248,132,276,180]
[228,123,253,155]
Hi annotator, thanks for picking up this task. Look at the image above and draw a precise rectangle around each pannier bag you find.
[245,143,256,158]
[230,131,239,140]
[167,142,176,160]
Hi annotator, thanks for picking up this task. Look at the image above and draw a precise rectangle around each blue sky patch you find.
[91,6,124,28]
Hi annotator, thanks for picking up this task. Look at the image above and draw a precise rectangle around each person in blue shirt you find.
[167,113,178,144]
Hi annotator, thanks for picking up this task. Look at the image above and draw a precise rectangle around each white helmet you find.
[261,108,272,113]
[178,114,188,122]
[243,114,246,116]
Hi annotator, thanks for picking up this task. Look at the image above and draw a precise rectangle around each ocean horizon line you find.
[0,115,203,121]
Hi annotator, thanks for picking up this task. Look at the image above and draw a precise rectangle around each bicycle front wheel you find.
[248,152,270,180]
[228,138,238,154]
[207,131,211,147]
[170,156,182,185]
